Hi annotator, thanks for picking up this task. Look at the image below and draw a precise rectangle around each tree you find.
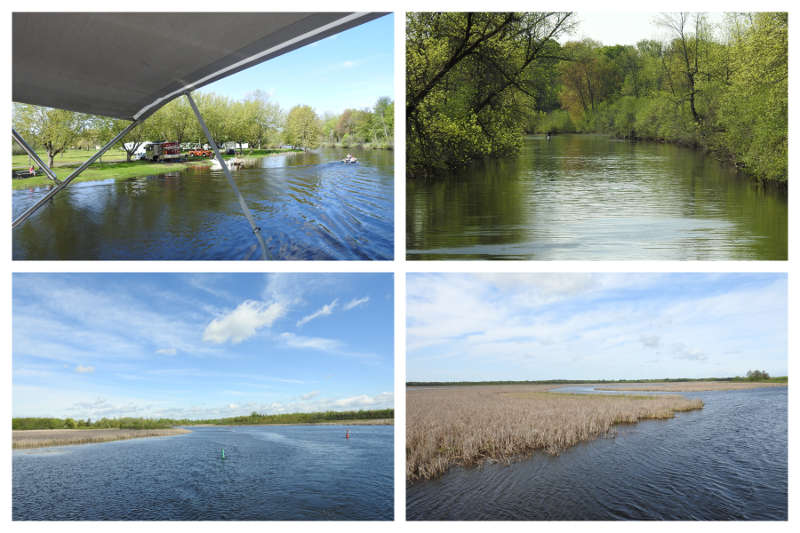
[284,105,321,150]
[12,104,87,167]
[746,370,770,381]
[240,90,283,149]
[406,12,574,176]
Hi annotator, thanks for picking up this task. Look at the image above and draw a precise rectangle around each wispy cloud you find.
[296,299,338,327]
[203,300,284,344]
[75,365,95,374]
[407,273,787,381]
[280,332,342,352]
[156,348,177,356]
[343,296,369,311]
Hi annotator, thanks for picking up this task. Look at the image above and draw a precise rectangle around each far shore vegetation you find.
[12,92,394,186]
[407,12,787,184]
[407,384,703,482]
[12,408,394,432]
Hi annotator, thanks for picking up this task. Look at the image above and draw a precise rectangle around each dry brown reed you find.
[595,381,787,392]
[406,385,703,482]
[12,428,191,449]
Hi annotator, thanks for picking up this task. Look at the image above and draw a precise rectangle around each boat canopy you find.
[13,12,384,120]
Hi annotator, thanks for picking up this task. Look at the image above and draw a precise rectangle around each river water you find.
[12,148,393,260]
[407,387,787,520]
[13,425,393,520]
[407,135,787,260]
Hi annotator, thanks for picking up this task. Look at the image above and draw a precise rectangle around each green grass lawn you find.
[11,148,302,190]
[12,148,131,168]
[12,160,211,190]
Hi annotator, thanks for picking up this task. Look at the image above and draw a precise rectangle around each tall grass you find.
[595,381,787,392]
[12,428,191,449]
[406,385,703,482]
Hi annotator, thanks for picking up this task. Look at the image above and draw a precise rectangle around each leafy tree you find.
[12,104,87,167]
[406,12,574,176]
[285,105,321,150]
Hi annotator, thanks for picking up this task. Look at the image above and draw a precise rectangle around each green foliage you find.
[12,409,394,430]
[407,11,787,184]
[406,12,574,177]
[745,369,771,381]
[284,105,322,150]
[558,12,787,183]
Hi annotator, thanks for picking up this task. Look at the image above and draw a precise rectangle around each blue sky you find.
[407,273,787,382]
[13,273,393,420]
[203,14,393,116]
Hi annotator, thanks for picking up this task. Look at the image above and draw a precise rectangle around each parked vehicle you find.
[143,141,181,162]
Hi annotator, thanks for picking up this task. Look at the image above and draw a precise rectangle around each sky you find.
[202,14,394,117]
[407,273,787,382]
[565,12,727,46]
[12,273,393,420]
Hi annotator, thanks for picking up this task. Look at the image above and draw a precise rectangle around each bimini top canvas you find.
[13,12,384,120]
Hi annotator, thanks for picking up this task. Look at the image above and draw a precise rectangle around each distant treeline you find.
[13,93,394,166]
[408,375,787,387]
[12,409,394,431]
[407,12,787,184]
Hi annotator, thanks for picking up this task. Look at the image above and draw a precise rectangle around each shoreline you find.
[13,419,394,449]
[11,149,301,191]
[12,428,192,450]
[525,132,787,188]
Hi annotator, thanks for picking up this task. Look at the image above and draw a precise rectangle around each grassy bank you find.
[11,160,211,190]
[12,428,191,449]
[11,148,302,190]
[595,381,787,392]
[406,385,703,482]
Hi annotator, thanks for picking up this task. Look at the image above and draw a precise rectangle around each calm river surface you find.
[13,425,393,520]
[407,387,787,520]
[407,135,787,260]
[13,148,393,260]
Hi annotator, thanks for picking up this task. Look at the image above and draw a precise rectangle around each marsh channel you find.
[407,386,787,520]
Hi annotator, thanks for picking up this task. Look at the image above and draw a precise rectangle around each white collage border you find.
[2,1,797,531]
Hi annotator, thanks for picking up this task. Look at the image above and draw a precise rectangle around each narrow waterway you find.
[407,134,787,260]
[407,386,787,520]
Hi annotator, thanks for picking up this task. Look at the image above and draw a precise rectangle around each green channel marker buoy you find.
[221,448,225,459]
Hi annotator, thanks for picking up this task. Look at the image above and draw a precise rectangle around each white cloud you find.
[156,348,177,356]
[279,332,341,352]
[300,390,321,400]
[296,299,338,327]
[343,297,369,311]
[407,274,787,381]
[75,365,95,374]
[203,300,284,344]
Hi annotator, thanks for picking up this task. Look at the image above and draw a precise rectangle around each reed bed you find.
[13,428,191,449]
[406,385,703,482]
[595,381,787,392]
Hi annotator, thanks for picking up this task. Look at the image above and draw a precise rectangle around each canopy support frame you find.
[185,91,269,260]
[11,129,62,185]
[12,120,141,229]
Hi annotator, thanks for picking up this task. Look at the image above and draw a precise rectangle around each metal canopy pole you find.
[11,129,62,185]
[12,120,141,230]
[185,91,269,260]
